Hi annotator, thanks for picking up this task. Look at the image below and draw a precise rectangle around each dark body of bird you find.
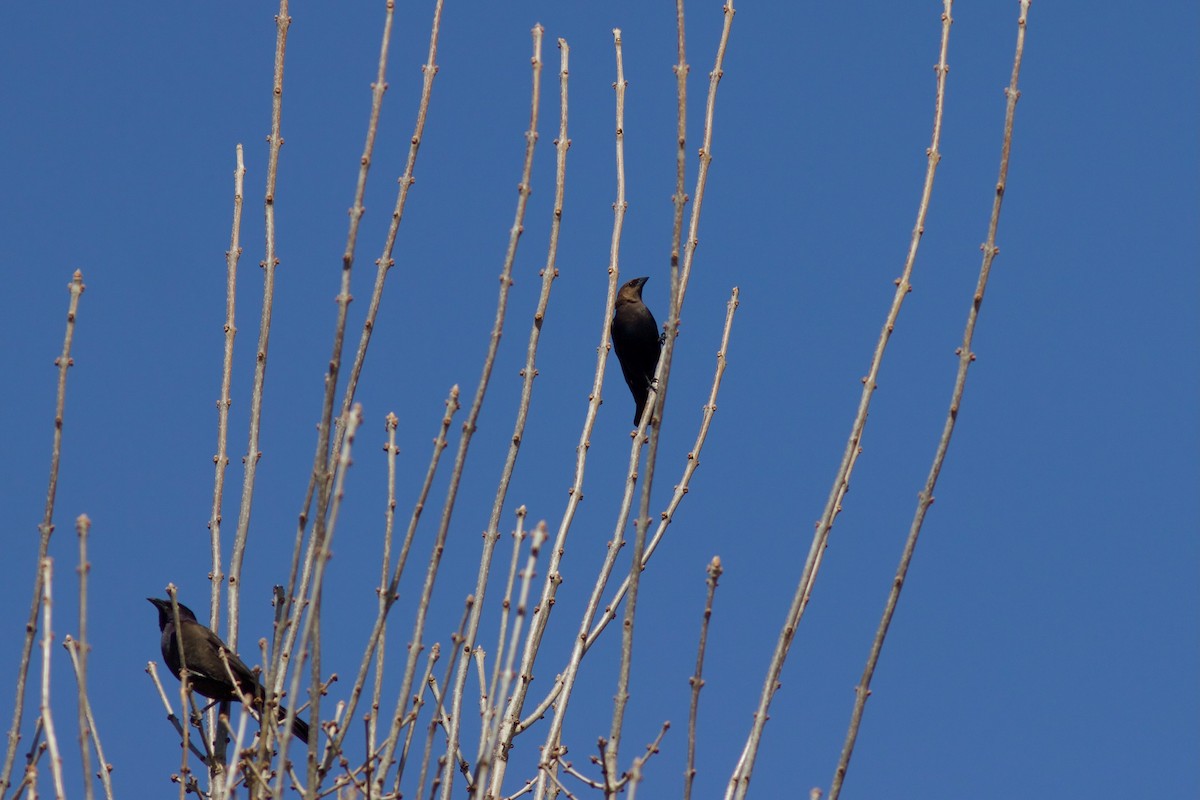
[612,276,662,425]
[148,597,310,744]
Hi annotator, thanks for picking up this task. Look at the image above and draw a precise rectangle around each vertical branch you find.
[608,1,735,785]
[600,30,635,787]
[518,30,628,800]
[683,557,723,800]
[490,23,627,790]
[434,28,547,800]
[826,3,1031,798]
[39,560,66,800]
[670,0,689,329]
[726,5,954,798]
[368,412,401,757]
[373,27,544,797]
[228,0,291,650]
[0,270,84,796]
[209,144,245,626]
[73,515,94,800]
[486,506,527,740]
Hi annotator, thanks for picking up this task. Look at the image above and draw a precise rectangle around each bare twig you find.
[516,32,630,800]
[228,0,291,651]
[624,722,670,800]
[209,144,245,627]
[70,515,103,800]
[684,557,722,800]
[39,560,66,800]
[726,5,953,797]
[486,507,529,743]
[671,0,689,303]
[826,4,1031,798]
[368,413,401,756]
[145,662,208,763]
[62,638,113,800]
[409,644,442,800]
[0,270,84,796]
[488,23,630,795]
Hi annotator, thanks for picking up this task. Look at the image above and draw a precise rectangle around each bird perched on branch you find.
[612,276,663,425]
[148,597,310,744]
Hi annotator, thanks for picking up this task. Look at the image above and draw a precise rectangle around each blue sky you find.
[1,2,1197,798]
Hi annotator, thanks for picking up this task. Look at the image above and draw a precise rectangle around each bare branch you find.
[727,3,953,795]
[827,4,1033,798]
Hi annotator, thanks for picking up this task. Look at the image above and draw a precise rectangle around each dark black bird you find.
[612,276,662,425]
[148,597,310,744]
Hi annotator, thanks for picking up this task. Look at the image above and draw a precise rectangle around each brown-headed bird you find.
[612,276,662,425]
[148,597,310,744]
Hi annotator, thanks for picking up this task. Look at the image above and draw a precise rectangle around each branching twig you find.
[62,639,113,800]
[624,722,670,800]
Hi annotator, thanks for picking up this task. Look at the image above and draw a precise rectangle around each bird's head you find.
[617,276,650,304]
[148,597,198,630]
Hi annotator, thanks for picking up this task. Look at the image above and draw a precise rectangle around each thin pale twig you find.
[208,144,245,628]
[684,558,722,800]
[227,0,290,652]
[38,560,66,800]
[0,270,84,796]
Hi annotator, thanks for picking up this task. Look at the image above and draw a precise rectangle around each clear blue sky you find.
[1,2,1196,798]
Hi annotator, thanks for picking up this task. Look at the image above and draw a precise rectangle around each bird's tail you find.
[275,705,310,744]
